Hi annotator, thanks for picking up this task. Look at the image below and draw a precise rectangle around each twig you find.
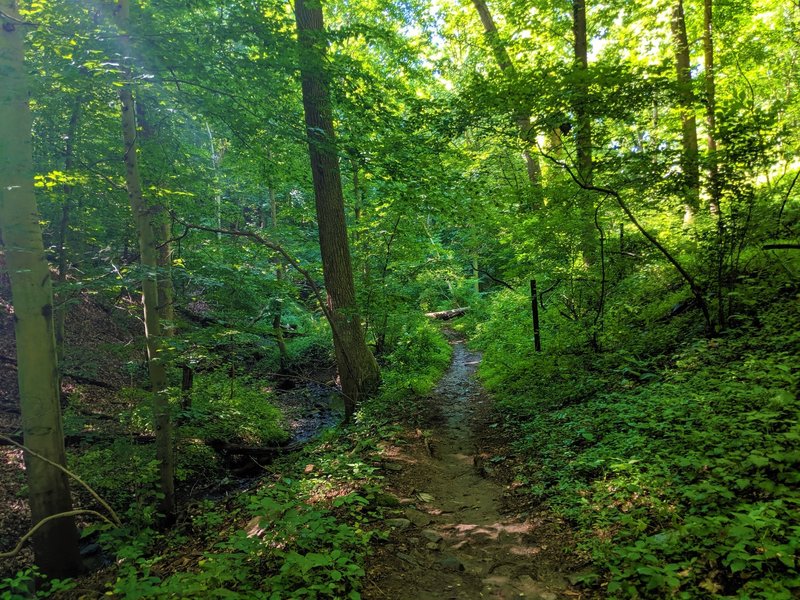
[0,510,114,559]
[1,436,121,526]
[538,148,715,335]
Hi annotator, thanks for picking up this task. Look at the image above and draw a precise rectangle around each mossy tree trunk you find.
[294,0,380,420]
[113,0,175,522]
[0,2,82,578]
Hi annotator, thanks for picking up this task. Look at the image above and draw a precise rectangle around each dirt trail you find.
[365,336,575,600]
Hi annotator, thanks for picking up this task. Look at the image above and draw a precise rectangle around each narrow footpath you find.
[364,335,578,599]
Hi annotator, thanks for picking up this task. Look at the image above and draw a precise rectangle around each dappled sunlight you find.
[442,519,537,548]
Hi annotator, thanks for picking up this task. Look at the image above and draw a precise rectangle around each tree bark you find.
[0,3,82,577]
[294,0,380,421]
[471,0,542,191]
[55,99,82,388]
[572,0,592,186]
[572,0,596,266]
[114,0,175,522]
[671,0,700,224]
[703,0,720,215]
[268,185,289,371]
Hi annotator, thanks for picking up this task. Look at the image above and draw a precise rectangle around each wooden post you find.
[530,279,542,352]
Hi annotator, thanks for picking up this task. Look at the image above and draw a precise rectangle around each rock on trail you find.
[364,336,575,600]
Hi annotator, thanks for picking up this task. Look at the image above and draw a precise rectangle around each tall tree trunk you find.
[268,185,289,371]
[135,101,176,332]
[471,0,542,191]
[113,0,175,521]
[572,0,592,185]
[55,99,82,389]
[294,0,380,421]
[671,0,700,224]
[206,122,224,236]
[703,0,720,215]
[0,3,82,577]
[572,0,596,266]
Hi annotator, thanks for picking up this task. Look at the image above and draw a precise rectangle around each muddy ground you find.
[364,334,585,600]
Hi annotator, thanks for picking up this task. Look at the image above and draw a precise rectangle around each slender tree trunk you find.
[156,218,175,332]
[268,185,289,371]
[136,102,176,332]
[472,0,542,191]
[703,0,720,215]
[114,0,175,521]
[0,4,82,577]
[572,0,596,266]
[294,0,380,421]
[671,0,700,224]
[572,0,592,186]
[206,123,224,236]
[55,99,82,388]
[352,159,363,241]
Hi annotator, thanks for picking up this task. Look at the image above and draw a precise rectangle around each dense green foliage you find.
[471,272,800,597]
[1,0,799,595]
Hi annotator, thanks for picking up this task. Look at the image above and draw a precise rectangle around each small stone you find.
[405,508,432,527]
[438,555,464,572]
[386,518,411,530]
[397,552,418,565]
[373,492,400,507]
[421,529,443,543]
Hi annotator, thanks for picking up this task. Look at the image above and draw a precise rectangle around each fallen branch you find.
[424,307,469,320]
[0,510,115,559]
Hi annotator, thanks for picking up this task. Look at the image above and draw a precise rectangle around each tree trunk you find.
[268,185,289,371]
[671,0,700,224]
[114,0,175,522]
[136,101,176,332]
[572,0,596,266]
[472,0,542,191]
[294,0,380,421]
[0,4,82,578]
[55,99,82,389]
[703,0,720,215]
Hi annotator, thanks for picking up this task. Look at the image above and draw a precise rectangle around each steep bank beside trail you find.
[364,335,581,600]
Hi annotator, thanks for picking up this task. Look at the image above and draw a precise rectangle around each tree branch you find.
[1,436,121,526]
[539,148,715,334]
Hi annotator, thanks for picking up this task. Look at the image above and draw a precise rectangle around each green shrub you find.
[179,373,288,446]
[472,281,800,597]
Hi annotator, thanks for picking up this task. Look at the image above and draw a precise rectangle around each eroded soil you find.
[364,335,582,600]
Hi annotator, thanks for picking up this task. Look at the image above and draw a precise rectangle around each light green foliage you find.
[474,285,800,597]
[359,316,452,425]
[68,440,161,516]
[0,567,75,599]
[178,373,288,446]
[99,442,380,599]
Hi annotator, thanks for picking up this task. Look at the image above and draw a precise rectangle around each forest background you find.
[0,0,799,597]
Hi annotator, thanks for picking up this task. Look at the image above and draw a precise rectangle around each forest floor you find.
[363,332,585,600]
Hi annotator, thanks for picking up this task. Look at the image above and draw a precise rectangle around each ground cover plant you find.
[471,278,800,598]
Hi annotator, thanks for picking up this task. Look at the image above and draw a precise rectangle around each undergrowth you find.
[0,317,452,599]
[472,284,800,598]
